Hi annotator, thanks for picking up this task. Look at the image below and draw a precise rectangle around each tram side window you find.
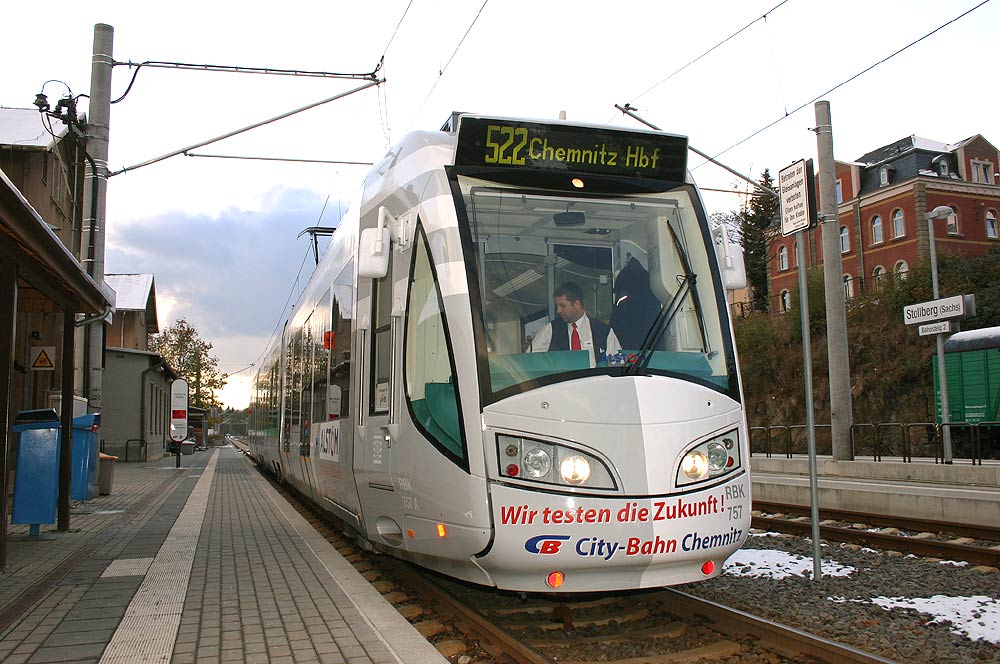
[311,291,332,422]
[299,317,315,454]
[370,258,393,414]
[405,224,465,461]
[330,271,353,417]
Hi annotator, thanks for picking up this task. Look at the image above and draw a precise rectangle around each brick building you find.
[770,134,1000,311]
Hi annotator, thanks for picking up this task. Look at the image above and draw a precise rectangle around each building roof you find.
[855,134,958,167]
[105,273,158,332]
[0,107,68,149]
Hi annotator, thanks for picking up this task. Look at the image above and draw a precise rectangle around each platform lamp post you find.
[926,204,956,464]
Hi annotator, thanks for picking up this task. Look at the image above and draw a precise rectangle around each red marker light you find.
[506,464,520,477]
[701,560,716,575]
[546,571,565,588]
[726,457,734,467]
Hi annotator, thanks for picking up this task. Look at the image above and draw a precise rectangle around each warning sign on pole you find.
[30,346,56,371]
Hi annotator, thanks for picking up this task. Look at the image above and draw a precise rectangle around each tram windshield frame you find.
[448,167,741,407]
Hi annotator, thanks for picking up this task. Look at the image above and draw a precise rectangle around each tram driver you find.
[529,281,621,365]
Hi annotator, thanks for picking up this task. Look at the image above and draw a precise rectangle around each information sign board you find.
[918,321,951,336]
[778,159,817,237]
[169,379,189,443]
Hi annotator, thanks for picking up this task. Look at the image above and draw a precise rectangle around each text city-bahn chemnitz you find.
[248,114,751,592]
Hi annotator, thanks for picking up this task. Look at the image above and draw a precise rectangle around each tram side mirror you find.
[716,241,747,291]
[359,226,391,278]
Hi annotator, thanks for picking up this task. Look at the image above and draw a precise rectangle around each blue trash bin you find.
[12,409,62,534]
[71,413,101,501]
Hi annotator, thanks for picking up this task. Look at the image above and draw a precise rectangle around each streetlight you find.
[926,204,955,463]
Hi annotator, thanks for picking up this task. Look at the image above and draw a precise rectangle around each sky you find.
[2,0,998,408]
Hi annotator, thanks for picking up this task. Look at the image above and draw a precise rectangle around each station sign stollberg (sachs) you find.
[903,295,972,336]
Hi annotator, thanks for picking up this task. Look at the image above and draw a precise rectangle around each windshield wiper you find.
[623,212,710,376]
[623,276,693,376]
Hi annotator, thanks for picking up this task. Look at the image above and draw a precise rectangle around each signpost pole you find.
[796,234,823,582]
[779,159,822,581]
[927,214,953,464]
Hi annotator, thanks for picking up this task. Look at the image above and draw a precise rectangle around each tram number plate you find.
[727,505,743,521]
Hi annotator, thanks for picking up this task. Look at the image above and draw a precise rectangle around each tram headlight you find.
[560,455,591,484]
[496,434,616,490]
[676,429,741,487]
[681,451,709,480]
[706,441,729,471]
[523,447,552,478]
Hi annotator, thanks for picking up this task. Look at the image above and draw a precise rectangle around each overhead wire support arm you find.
[614,104,779,199]
[113,59,383,81]
[110,78,384,176]
[184,153,373,166]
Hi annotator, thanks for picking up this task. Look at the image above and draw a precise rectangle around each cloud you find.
[105,186,346,407]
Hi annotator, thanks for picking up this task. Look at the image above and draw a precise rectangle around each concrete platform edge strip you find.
[255,461,450,664]
[97,450,220,663]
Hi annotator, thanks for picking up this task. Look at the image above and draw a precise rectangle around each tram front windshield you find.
[454,175,736,402]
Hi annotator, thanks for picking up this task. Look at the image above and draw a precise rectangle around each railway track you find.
[752,501,1000,567]
[259,461,896,664]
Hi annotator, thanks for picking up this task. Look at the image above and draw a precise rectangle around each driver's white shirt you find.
[529,314,622,367]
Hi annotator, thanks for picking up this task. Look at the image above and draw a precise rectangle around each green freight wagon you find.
[934,327,1000,457]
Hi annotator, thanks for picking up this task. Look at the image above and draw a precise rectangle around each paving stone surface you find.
[1,447,445,663]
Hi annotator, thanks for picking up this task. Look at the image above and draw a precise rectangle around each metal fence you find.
[750,421,1000,465]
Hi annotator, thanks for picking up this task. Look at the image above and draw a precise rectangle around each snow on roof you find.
[945,326,1000,352]
[0,107,67,148]
[105,274,154,311]
[912,136,950,153]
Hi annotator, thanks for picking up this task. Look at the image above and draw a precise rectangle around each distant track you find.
[753,501,1000,567]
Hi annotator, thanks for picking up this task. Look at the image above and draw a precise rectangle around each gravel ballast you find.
[680,532,1000,663]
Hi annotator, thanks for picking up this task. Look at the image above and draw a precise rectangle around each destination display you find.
[455,116,688,182]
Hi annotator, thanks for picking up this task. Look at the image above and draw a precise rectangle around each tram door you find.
[356,240,401,511]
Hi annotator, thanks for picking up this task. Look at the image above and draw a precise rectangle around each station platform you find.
[0,447,447,664]
[751,455,1000,526]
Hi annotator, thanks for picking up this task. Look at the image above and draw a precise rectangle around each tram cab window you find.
[454,175,733,400]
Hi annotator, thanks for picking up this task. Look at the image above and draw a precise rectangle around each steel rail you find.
[754,500,1000,541]
[752,516,1000,567]
[655,588,898,664]
[379,558,553,664]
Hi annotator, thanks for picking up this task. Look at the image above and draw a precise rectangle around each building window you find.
[879,166,892,187]
[793,241,798,267]
[873,266,886,291]
[778,245,788,271]
[946,206,959,235]
[871,215,883,244]
[843,274,854,299]
[892,209,905,238]
[987,210,998,239]
[836,179,843,204]
[935,156,949,177]
[972,160,994,184]
[839,226,850,254]
[780,290,791,313]
[894,260,909,280]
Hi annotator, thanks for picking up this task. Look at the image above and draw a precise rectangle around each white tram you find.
[248,114,751,592]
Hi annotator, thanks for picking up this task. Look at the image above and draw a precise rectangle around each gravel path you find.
[680,532,1000,663]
